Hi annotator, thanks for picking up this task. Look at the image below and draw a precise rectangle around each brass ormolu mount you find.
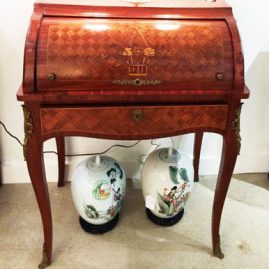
[22,105,34,160]
[113,78,162,86]
[232,103,243,155]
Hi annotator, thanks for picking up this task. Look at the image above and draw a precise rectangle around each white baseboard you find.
[234,153,269,173]
[1,154,269,184]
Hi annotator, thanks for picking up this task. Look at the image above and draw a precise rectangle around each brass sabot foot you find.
[38,243,50,269]
[213,238,225,259]
[39,259,50,269]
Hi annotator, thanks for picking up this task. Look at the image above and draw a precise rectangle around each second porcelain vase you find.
[142,148,194,226]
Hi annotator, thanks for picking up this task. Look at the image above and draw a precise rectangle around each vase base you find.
[145,208,184,226]
[79,213,119,234]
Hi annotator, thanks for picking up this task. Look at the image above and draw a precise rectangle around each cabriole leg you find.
[23,104,52,269]
[212,103,242,259]
[193,132,203,182]
[55,136,65,187]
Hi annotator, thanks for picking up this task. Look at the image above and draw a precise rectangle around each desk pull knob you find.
[48,73,57,81]
[216,72,224,81]
[132,109,143,122]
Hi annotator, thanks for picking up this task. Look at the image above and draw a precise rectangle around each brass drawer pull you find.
[48,73,57,81]
[216,72,224,81]
[132,109,143,122]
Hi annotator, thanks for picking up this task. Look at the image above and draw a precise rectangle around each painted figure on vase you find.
[142,148,194,221]
[72,156,126,227]
[157,182,190,216]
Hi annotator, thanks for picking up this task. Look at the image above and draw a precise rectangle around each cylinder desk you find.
[17,0,249,268]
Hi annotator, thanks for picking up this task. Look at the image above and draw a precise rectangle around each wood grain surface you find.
[37,18,233,91]
[17,1,249,267]
[40,105,228,139]
[21,1,245,95]
[35,0,231,9]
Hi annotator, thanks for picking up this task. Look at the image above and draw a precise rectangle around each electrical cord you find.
[0,120,24,147]
[0,120,141,157]
[138,140,160,165]
[63,140,141,157]
[0,120,175,159]
[150,139,160,149]
[138,137,176,165]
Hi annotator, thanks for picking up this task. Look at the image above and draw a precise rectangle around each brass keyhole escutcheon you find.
[134,79,141,86]
[48,73,57,81]
[132,109,143,122]
[216,72,224,81]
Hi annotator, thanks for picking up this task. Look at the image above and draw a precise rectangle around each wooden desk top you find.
[35,0,231,9]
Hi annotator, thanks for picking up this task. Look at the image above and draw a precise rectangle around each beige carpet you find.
[0,175,269,269]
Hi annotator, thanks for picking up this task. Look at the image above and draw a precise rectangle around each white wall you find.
[0,0,269,184]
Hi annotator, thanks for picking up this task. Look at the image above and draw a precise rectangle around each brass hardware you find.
[125,0,154,3]
[48,73,57,81]
[213,237,224,259]
[22,105,34,161]
[113,79,162,86]
[38,243,50,269]
[135,79,141,86]
[216,72,224,81]
[232,103,243,155]
[132,109,143,122]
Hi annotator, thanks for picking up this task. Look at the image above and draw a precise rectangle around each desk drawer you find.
[40,105,228,139]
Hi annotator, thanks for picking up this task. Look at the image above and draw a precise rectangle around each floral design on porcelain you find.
[84,186,124,221]
[107,163,124,184]
[157,185,191,217]
[142,148,194,220]
[83,162,125,222]
[169,166,189,184]
[157,164,191,217]
[159,148,181,163]
[92,180,111,200]
[84,203,119,221]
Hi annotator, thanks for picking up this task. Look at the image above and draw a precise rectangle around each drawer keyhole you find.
[132,109,143,122]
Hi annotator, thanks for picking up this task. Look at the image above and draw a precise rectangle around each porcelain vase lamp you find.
[71,155,126,233]
[142,148,194,226]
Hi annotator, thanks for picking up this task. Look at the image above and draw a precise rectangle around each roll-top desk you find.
[17,0,249,268]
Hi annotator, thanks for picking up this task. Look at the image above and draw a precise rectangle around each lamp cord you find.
[0,120,141,157]
[138,137,175,165]
[0,120,24,147]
